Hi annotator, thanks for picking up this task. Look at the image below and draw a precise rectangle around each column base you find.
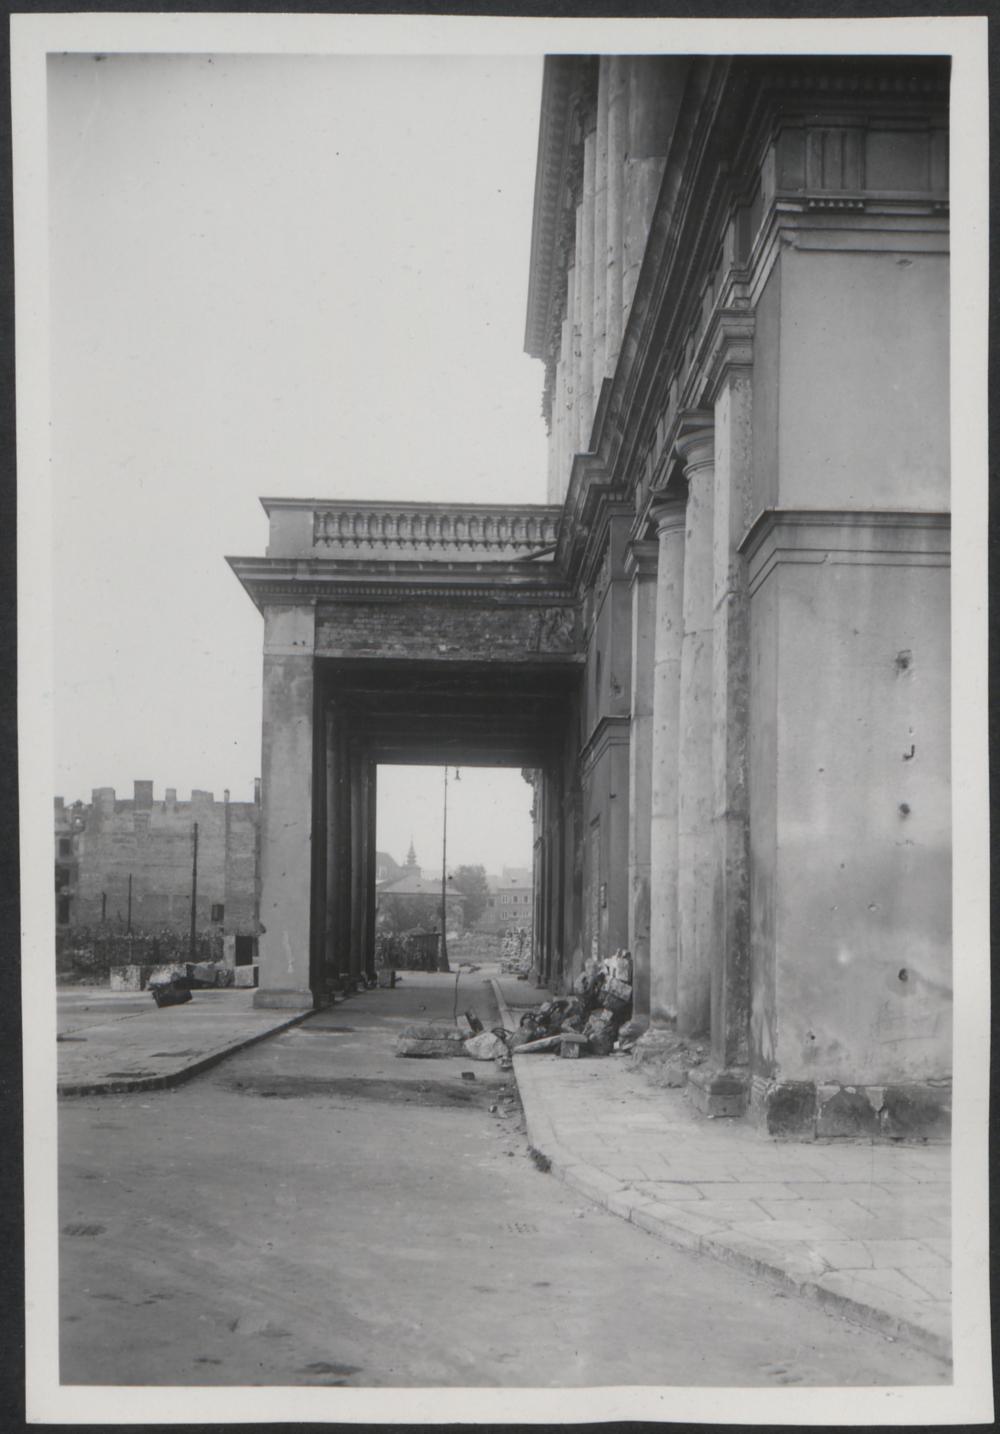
[686,1063,749,1118]
[630,1026,698,1087]
[253,987,318,1011]
[748,1075,951,1140]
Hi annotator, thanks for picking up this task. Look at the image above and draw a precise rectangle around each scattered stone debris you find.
[463,1030,509,1062]
[393,954,634,1066]
[148,972,193,1007]
[395,1023,469,1058]
[499,928,531,977]
[507,952,634,1058]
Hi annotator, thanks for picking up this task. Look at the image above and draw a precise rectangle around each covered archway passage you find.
[229,498,582,1009]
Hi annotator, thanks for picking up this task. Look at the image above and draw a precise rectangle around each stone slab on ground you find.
[490,975,951,1363]
[57,988,315,1095]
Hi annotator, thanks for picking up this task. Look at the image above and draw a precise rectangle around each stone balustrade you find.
[311,502,560,554]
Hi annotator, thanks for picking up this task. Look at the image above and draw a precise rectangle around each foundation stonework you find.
[231,55,951,1136]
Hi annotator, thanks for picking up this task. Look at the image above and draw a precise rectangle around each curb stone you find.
[57,1009,316,1096]
[493,980,951,1364]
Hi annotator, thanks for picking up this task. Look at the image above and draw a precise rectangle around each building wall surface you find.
[521,53,952,1136]
[64,781,260,935]
[234,53,952,1139]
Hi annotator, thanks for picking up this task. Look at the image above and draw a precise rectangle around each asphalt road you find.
[58,972,949,1388]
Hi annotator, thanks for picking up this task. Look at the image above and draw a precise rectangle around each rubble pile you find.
[393,950,635,1064]
[509,950,634,1059]
[395,1018,513,1068]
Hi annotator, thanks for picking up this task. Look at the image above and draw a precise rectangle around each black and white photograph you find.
[14,11,992,1426]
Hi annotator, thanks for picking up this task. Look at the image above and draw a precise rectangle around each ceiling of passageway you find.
[318,660,579,767]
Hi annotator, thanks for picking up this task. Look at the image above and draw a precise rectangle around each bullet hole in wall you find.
[898,803,911,816]
[898,969,909,982]
[895,650,912,673]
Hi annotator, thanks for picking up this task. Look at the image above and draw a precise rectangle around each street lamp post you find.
[439,765,459,972]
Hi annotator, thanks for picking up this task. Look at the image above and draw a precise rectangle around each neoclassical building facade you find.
[232,54,951,1138]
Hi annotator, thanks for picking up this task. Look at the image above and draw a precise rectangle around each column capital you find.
[624,538,659,582]
[649,496,687,537]
[674,409,715,475]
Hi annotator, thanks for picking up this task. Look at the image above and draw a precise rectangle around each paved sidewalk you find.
[493,975,951,1362]
[57,987,314,1095]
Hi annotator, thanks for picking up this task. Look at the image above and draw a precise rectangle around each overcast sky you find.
[48,52,547,872]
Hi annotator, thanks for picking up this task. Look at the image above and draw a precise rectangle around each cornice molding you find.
[227,556,577,614]
[524,57,598,362]
[580,714,631,776]
[738,507,951,597]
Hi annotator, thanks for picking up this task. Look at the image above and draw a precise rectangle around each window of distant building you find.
[57,895,70,925]
[211,903,225,924]
[58,838,71,857]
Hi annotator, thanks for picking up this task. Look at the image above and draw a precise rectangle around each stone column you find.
[323,704,339,985]
[623,60,666,327]
[255,603,317,1010]
[348,744,365,978]
[361,757,377,980]
[604,57,627,374]
[626,539,659,1027]
[592,61,609,396]
[710,370,753,1070]
[554,295,573,504]
[578,125,597,449]
[572,186,585,452]
[646,500,686,1027]
[623,59,689,326]
[675,414,716,1038]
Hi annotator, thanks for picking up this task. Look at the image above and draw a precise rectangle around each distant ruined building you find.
[55,781,261,943]
[230,55,950,1139]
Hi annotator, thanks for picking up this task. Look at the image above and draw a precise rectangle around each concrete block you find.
[396,1037,464,1058]
[815,1085,879,1138]
[760,1080,817,1137]
[879,1083,951,1141]
[110,964,146,992]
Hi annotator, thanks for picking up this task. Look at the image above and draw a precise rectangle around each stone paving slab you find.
[491,976,951,1363]
[57,988,315,1095]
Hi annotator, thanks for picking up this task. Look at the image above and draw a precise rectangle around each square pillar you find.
[255,604,317,1009]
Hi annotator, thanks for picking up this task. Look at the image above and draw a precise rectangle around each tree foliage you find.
[450,864,490,926]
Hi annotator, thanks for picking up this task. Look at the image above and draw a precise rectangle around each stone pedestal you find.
[686,1063,748,1118]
